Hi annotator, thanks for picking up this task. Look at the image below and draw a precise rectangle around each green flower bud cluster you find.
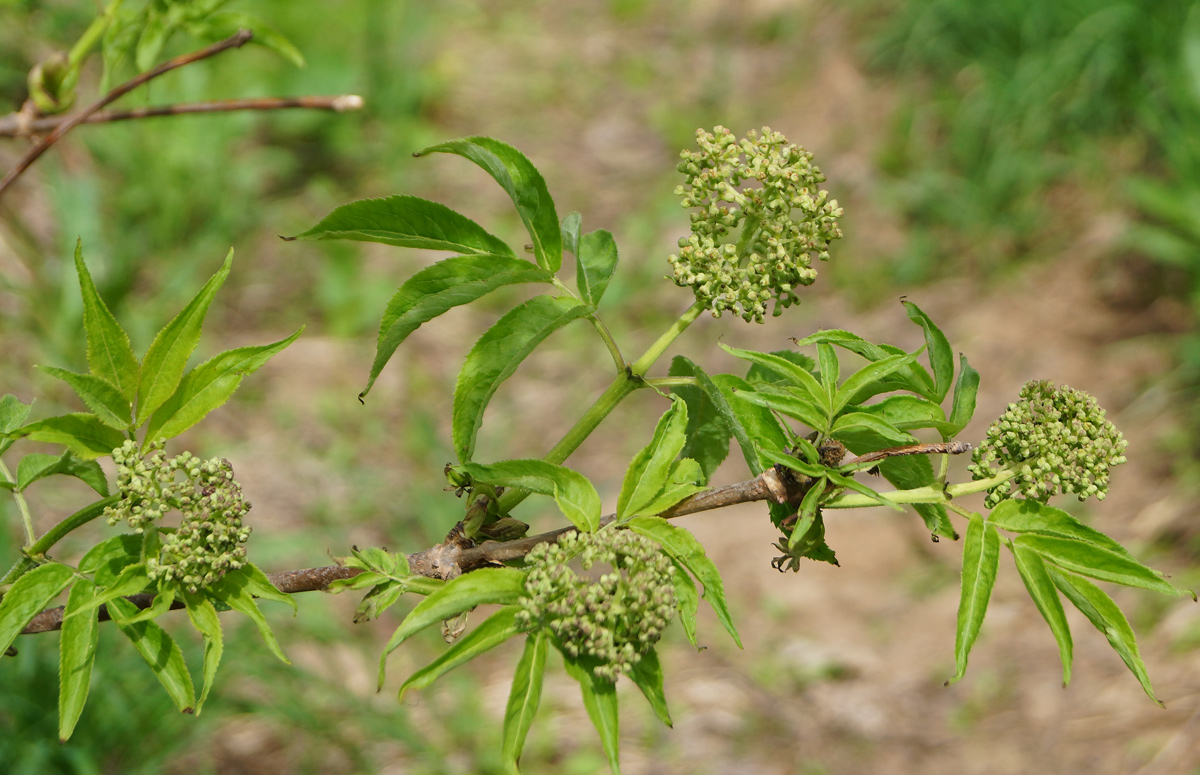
[667,126,844,323]
[516,529,676,682]
[106,440,252,593]
[969,380,1128,508]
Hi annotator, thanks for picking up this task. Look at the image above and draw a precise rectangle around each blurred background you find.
[3,0,1200,772]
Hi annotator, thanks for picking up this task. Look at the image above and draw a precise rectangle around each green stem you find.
[824,470,1016,510]
[734,215,762,262]
[496,300,707,514]
[643,377,697,390]
[0,495,118,587]
[68,13,112,69]
[0,460,35,545]
[589,315,626,372]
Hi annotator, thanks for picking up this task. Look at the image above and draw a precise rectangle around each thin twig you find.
[0,29,254,200]
[0,95,364,138]
[15,441,974,636]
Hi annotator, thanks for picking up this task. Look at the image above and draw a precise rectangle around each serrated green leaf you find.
[58,578,99,742]
[378,567,527,688]
[668,357,732,480]
[948,354,980,434]
[37,367,131,429]
[136,249,233,426]
[744,350,817,385]
[731,384,829,435]
[710,373,790,475]
[453,296,591,462]
[501,630,548,774]
[832,351,920,417]
[634,458,706,517]
[788,474,827,551]
[1047,567,1161,705]
[17,413,126,459]
[207,566,291,665]
[462,459,601,533]
[0,562,75,657]
[560,650,621,774]
[1010,542,1072,687]
[669,557,699,649]
[902,300,953,402]
[238,563,297,612]
[989,500,1137,561]
[0,394,33,433]
[119,583,176,625]
[347,545,408,576]
[67,563,150,618]
[290,195,515,256]
[817,343,839,403]
[108,597,195,713]
[417,137,562,272]
[949,514,1000,683]
[854,395,957,436]
[79,534,141,581]
[404,606,523,700]
[794,330,935,399]
[626,516,741,649]
[183,592,223,714]
[326,570,388,593]
[561,211,582,257]
[199,11,305,66]
[353,582,406,623]
[722,344,829,417]
[618,397,689,519]
[74,242,138,403]
[1015,534,1183,597]
[143,327,303,446]
[361,255,553,398]
[576,229,619,306]
[16,451,72,492]
[629,647,671,727]
[830,411,917,446]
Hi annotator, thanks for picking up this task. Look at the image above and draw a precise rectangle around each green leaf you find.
[37,367,131,429]
[16,451,72,492]
[136,249,233,426]
[417,137,562,272]
[744,350,817,385]
[79,534,141,583]
[762,448,902,512]
[633,458,706,517]
[788,474,827,551]
[854,395,957,436]
[722,344,829,418]
[67,563,150,618]
[119,583,176,625]
[830,411,917,447]
[669,558,700,648]
[462,459,601,533]
[143,327,303,446]
[617,397,689,519]
[668,357,732,480]
[989,500,1138,562]
[403,606,523,700]
[1014,534,1183,597]
[378,567,527,688]
[1010,542,1072,687]
[576,229,619,306]
[0,394,32,455]
[902,300,953,402]
[794,330,935,400]
[501,631,549,774]
[838,432,957,539]
[1048,567,1161,705]
[817,343,839,404]
[183,592,223,714]
[0,562,75,655]
[134,8,168,70]
[453,296,592,462]
[710,374,790,475]
[108,597,195,713]
[560,650,621,774]
[207,566,291,664]
[949,514,1000,684]
[195,11,305,67]
[289,195,515,256]
[361,255,553,399]
[626,516,741,648]
[947,354,980,434]
[831,351,920,417]
[732,383,829,435]
[629,647,671,727]
[239,563,298,612]
[74,242,139,403]
[560,211,582,257]
[58,578,100,742]
[17,413,126,459]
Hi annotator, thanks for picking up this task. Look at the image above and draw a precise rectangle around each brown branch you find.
[0,29,254,200]
[15,441,973,636]
[0,95,364,137]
